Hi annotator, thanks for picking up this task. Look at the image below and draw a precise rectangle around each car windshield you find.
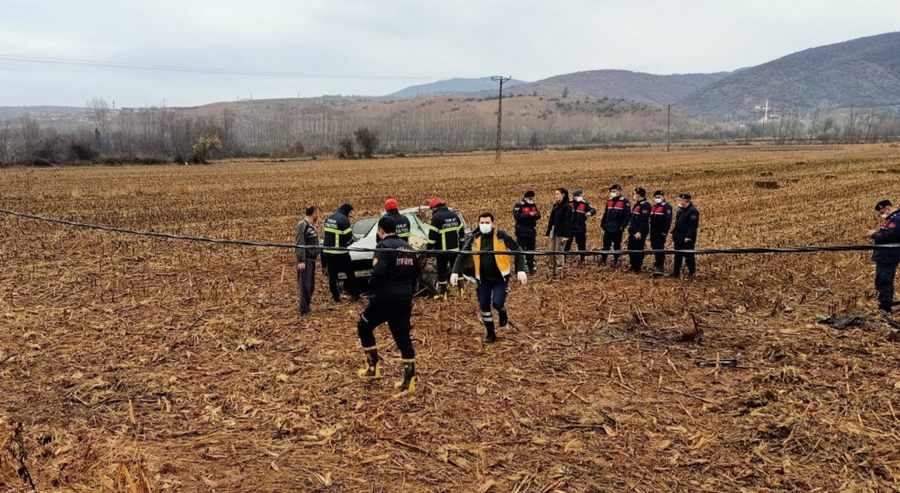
[351,217,378,240]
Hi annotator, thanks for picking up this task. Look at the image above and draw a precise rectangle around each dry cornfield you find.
[0,145,899,492]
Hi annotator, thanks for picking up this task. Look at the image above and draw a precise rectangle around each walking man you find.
[671,194,700,279]
[451,212,527,343]
[600,184,630,266]
[649,190,673,276]
[428,197,464,300]
[565,189,597,263]
[546,188,571,275]
[865,199,900,313]
[627,188,651,273]
[323,203,360,302]
[513,190,541,274]
[356,216,419,394]
[295,206,320,315]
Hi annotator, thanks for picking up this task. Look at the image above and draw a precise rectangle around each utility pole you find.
[491,75,511,163]
[666,104,671,152]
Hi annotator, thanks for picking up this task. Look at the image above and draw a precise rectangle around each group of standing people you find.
[525,185,700,278]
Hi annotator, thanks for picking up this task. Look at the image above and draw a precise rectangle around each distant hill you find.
[386,77,527,99]
[678,31,900,118]
[0,106,93,124]
[506,70,730,104]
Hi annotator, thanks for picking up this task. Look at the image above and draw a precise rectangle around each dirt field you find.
[1,146,899,492]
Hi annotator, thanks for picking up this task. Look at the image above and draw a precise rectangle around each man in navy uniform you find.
[565,189,597,263]
[322,203,359,302]
[513,190,541,274]
[428,196,464,300]
[627,187,651,273]
[383,198,411,240]
[600,184,630,266]
[865,199,900,313]
[671,193,699,279]
[649,190,673,276]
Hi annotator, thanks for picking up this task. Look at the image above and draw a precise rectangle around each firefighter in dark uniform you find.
[323,203,359,302]
[428,196,463,300]
[600,184,631,266]
[865,199,900,313]
[451,212,527,343]
[671,193,700,278]
[384,198,411,240]
[627,187,651,272]
[565,189,597,263]
[649,190,673,276]
[513,190,541,274]
[357,215,419,394]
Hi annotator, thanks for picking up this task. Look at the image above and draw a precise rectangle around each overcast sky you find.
[1,0,898,107]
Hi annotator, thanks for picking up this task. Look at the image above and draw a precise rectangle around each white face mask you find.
[610,192,619,199]
[882,213,889,219]
[479,224,493,234]
[654,198,663,204]
[575,196,584,202]
[525,198,534,204]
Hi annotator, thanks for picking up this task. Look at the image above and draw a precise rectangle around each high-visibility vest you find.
[428,224,462,250]
[472,233,511,279]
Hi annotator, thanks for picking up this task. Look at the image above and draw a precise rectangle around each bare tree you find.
[354,126,378,158]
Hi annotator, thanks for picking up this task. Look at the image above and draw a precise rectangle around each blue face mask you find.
[479,224,493,235]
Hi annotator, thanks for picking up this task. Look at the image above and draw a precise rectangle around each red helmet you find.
[384,198,399,211]
[428,197,443,209]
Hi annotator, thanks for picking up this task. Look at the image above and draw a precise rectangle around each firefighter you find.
[627,187,651,273]
[450,212,527,343]
[294,205,320,315]
[649,190,673,276]
[671,193,700,278]
[546,188,571,275]
[427,196,464,300]
[384,198,411,240]
[356,215,419,393]
[513,190,541,274]
[322,203,359,302]
[565,189,597,263]
[865,199,900,313]
[600,184,631,266]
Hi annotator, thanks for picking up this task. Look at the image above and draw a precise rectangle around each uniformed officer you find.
[322,203,360,302]
[865,199,900,313]
[356,215,419,394]
[450,212,527,343]
[671,193,700,278]
[627,187,651,273]
[565,189,597,263]
[384,198,411,240]
[428,196,464,300]
[600,184,631,266]
[649,190,673,276]
[513,190,541,274]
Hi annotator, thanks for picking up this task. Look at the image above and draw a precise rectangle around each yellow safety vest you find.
[472,234,511,279]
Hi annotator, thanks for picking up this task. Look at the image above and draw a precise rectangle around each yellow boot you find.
[357,347,382,380]
[393,359,416,394]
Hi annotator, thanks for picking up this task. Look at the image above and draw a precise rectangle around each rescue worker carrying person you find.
[356,215,419,394]
[323,203,360,302]
[428,196,464,300]
[383,198,411,240]
[865,199,900,314]
[451,212,527,343]
[513,190,541,274]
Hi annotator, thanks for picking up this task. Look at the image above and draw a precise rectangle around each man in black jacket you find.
[428,196,464,299]
[546,188,571,275]
[384,198,411,240]
[671,194,700,278]
[565,189,597,263]
[600,184,631,266]
[513,190,541,274]
[323,203,359,302]
[356,216,419,394]
[649,190,673,276]
[627,187,651,273]
[294,205,320,315]
[865,199,900,313]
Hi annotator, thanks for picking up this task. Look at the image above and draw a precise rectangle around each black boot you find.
[394,359,416,394]
[880,304,893,313]
[357,347,382,379]
[498,309,508,328]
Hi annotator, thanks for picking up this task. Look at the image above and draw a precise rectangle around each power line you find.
[0,54,438,81]
[1,208,898,257]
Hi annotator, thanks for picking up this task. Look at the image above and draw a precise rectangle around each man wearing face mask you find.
[671,193,700,278]
[565,189,597,264]
[865,199,900,313]
[451,212,527,343]
[513,190,541,274]
[649,190,673,276]
[627,187,652,273]
[546,188,571,276]
[600,184,631,266]
[356,215,419,394]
